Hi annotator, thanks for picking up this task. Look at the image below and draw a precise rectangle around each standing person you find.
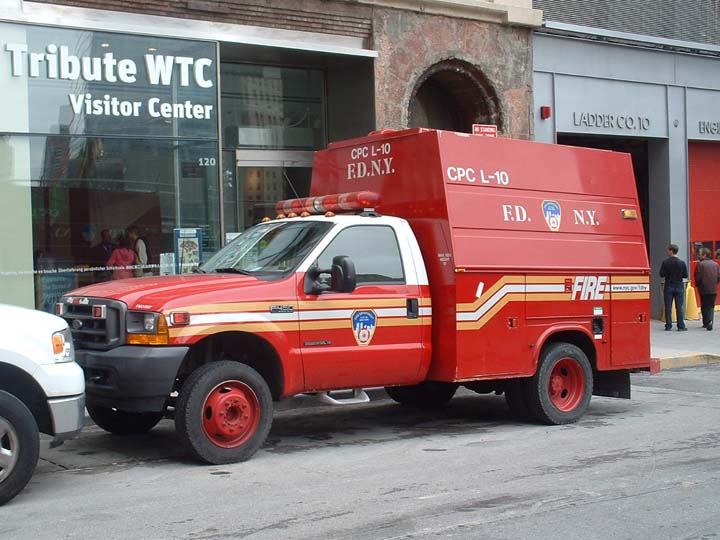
[89,229,115,282]
[106,235,136,280]
[694,247,720,331]
[660,243,689,331]
[126,225,148,277]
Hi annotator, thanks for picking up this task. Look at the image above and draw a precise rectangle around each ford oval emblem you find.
[71,319,83,330]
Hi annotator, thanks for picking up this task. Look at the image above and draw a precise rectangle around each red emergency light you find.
[275,191,380,216]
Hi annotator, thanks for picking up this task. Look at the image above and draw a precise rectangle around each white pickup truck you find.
[0,304,85,505]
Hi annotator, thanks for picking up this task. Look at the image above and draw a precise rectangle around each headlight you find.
[52,328,74,363]
[126,311,169,345]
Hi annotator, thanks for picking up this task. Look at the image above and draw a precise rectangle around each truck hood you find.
[67,274,269,312]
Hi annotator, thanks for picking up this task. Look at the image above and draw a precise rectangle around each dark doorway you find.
[408,59,503,133]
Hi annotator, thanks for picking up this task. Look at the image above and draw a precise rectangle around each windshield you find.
[201,220,333,278]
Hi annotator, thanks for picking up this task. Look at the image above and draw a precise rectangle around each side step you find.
[317,388,370,406]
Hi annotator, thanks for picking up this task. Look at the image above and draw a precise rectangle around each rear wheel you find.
[175,361,273,464]
[87,405,163,435]
[527,343,593,425]
[385,381,458,408]
[0,391,39,506]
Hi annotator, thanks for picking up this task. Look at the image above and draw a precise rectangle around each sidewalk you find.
[651,319,720,369]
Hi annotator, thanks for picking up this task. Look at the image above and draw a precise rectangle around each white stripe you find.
[456,283,565,322]
[191,312,296,325]
[189,305,431,326]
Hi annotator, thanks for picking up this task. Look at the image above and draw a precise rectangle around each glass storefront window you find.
[221,64,325,150]
[0,22,220,311]
[0,134,220,311]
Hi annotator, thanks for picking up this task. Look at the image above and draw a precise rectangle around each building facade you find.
[532,0,720,316]
[0,0,540,310]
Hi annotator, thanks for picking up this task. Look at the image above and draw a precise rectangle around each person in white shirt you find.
[126,225,149,277]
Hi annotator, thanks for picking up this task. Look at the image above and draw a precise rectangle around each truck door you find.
[298,224,425,390]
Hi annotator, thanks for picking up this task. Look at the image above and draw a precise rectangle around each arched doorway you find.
[408,59,503,133]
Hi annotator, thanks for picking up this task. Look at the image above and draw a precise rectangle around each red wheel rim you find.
[548,358,585,412]
[202,381,260,449]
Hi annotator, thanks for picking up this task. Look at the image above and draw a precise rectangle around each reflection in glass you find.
[221,64,325,150]
[0,134,220,310]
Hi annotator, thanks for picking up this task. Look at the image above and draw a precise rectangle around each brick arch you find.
[407,59,504,133]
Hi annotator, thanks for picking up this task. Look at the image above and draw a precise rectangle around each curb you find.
[659,354,720,370]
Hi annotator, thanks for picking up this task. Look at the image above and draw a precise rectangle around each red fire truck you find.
[58,128,654,464]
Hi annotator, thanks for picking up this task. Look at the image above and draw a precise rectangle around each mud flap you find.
[593,370,631,399]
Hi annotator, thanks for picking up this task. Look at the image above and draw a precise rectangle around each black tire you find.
[87,405,163,435]
[385,381,458,408]
[0,391,39,506]
[175,361,273,465]
[504,378,533,420]
[527,343,593,425]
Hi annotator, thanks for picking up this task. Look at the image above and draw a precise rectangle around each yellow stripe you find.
[612,275,650,283]
[170,321,299,337]
[182,302,294,314]
[456,275,524,311]
[170,316,431,337]
[180,297,423,315]
[525,276,570,284]
[299,298,407,310]
[610,292,650,300]
[457,293,523,330]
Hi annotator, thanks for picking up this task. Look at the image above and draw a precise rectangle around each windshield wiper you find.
[213,267,253,275]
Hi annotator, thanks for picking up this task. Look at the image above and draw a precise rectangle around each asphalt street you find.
[1,364,719,540]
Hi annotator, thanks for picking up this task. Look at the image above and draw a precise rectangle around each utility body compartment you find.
[310,128,651,382]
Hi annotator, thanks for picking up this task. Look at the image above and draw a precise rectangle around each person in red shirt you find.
[694,247,720,331]
[106,236,136,280]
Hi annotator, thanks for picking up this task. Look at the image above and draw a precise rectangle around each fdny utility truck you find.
[58,128,653,464]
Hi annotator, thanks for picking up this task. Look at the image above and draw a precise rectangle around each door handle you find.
[407,298,419,319]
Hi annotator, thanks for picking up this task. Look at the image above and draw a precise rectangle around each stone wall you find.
[372,8,533,138]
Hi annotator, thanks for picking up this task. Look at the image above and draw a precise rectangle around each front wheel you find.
[175,361,273,465]
[385,381,458,408]
[0,391,40,506]
[87,405,164,435]
[527,343,593,425]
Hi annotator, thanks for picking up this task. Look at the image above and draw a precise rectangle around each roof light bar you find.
[275,191,380,216]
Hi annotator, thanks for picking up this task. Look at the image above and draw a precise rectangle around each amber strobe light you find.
[275,191,380,216]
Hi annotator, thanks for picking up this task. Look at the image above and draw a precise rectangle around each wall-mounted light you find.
[148,47,157,52]
[540,106,552,120]
[100,43,110,48]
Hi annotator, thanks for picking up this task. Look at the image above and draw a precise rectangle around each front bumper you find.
[48,394,85,443]
[76,345,189,413]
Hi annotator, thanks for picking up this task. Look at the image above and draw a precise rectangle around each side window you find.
[315,226,405,285]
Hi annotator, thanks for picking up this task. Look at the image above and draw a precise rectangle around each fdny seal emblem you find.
[352,310,377,346]
[542,200,562,232]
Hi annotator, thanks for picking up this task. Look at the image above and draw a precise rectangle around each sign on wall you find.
[554,75,668,138]
[0,22,218,138]
[687,89,720,141]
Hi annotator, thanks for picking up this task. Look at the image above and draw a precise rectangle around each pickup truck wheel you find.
[0,391,39,506]
[175,361,273,465]
[528,343,593,425]
[87,405,163,435]
[504,378,533,420]
[385,382,458,408]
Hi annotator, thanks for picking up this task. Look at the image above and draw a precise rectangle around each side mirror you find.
[303,256,356,295]
[330,255,356,293]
